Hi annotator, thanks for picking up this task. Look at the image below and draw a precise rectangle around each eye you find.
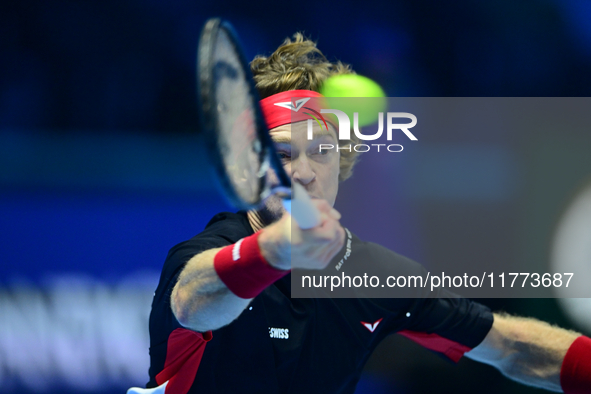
[277,151,291,160]
[312,146,331,156]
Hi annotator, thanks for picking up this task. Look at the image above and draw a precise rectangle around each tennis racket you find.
[197,18,319,229]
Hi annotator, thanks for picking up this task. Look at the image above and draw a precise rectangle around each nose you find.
[292,155,316,186]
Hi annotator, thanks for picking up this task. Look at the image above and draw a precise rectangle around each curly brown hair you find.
[250,33,362,182]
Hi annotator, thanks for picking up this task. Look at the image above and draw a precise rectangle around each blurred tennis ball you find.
[319,74,387,127]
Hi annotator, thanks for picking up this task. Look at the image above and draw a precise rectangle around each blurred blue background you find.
[2,1,591,393]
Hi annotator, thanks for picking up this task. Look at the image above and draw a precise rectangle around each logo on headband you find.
[275,98,330,131]
[274,98,310,112]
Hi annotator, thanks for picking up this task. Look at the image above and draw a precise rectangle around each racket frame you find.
[197,18,291,210]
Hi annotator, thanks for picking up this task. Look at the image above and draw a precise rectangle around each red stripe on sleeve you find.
[155,328,213,394]
[398,330,471,362]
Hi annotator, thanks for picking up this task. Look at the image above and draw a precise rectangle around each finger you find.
[319,235,346,265]
[311,198,332,213]
[328,208,341,220]
[319,214,343,235]
[314,223,345,254]
[329,225,346,252]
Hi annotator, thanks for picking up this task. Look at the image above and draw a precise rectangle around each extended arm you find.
[171,246,251,332]
[171,201,344,333]
[465,312,582,392]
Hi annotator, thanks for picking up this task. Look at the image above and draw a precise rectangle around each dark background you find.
[2,1,591,393]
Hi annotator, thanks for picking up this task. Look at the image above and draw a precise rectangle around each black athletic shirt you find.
[147,212,494,394]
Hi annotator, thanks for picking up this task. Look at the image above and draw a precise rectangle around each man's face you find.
[262,121,340,219]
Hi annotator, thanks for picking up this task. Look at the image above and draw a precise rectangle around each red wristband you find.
[213,232,290,299]
[561,335,591,394]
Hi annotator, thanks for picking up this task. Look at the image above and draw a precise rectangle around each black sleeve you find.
[363,240,493,356]
[147,212,254,386]
[329,230,494,362]
[393,293,494,362]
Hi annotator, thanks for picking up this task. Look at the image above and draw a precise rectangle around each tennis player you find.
[134,34,591,394]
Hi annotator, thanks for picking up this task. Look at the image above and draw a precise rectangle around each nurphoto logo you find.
[307,109,418,153]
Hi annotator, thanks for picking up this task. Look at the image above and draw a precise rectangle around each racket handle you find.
[282,182,320,229]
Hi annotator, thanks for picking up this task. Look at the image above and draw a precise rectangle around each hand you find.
[258,199,345,271]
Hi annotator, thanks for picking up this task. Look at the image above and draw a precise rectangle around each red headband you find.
[259,90,332,130]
